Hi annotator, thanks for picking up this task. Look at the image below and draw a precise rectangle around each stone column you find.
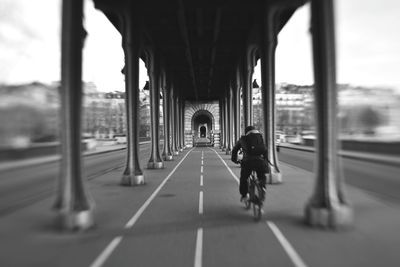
[120,14,144,185]
[305,0,353,228]
[54,0,94,230]
[259,7,282,184]
[162,72,173,161]
[147,52,164,169]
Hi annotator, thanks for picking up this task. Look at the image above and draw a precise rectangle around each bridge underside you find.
[56,0,353,230]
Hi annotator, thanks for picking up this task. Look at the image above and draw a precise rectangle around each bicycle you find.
[243,170,265,221]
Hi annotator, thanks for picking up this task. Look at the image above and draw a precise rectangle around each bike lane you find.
[94,148,203,267]
[200,148,295,267]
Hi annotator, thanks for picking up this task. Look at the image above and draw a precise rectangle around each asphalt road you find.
[0,144,151,217]
[1,146,400,267]
[278,146,400,205]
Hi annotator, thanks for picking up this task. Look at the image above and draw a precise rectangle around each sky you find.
[1,0,400,92]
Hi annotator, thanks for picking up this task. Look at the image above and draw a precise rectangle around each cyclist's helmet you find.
[245,125,255,134]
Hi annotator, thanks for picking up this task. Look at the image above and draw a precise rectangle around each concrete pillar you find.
[242,55,254,127]
[233,67,241,142]
[181,100,186,148]
[54,0,94,230]
[173,90,180,154]
[305,0,353,228]
[219,99,225,150]
[162,72,173,161]
[260,7,282,184]
[178,97,183,152]
[147,52,164,169]
[170,88,179,155]
[226,87,233,154]
[223,92,230,154]
[221,98,227,151]
[120,13,144,185]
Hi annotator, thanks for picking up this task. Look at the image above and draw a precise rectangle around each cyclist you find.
[231,126,268,203]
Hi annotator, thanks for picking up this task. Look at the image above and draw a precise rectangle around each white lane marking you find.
[211,148,239,184]
[194,228,203,267]
[200,175,203,186]
[199,191,203,214]
[90,149,194,267]
[201,160,203,165]
[125,148,194,228]
[212,148,307,267]
[89,236,123,267]
[200,166,203,173]
[267,221,308,267]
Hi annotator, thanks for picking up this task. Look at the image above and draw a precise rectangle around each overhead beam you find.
[177,0,199,100]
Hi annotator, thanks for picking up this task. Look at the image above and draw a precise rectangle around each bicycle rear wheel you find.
[252,203,262,221]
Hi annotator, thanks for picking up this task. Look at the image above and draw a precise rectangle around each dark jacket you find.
[231,130,267,163]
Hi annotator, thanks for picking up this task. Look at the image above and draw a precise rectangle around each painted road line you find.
[199,191,203,214]
[212,148,307,267]
[200,174,203,186]
[267,221,308,267]
[211,148,239,184]
[90,148,194,267]
[89,236,123,267]
[201,160,204,165]
[200,166,203,173]
[194,228,203,267]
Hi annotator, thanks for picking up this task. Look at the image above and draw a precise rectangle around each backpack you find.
[244,133,266,156]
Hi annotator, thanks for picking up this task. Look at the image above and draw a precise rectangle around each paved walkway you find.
[0,147,399,267]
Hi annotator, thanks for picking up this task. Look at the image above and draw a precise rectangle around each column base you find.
[121,173,145,186]
[305,202,353,229]
[225,149,231,155]
[178,148,183,152]
[221,147,226,151]
[56,209,94,231]
[172,151,179,156]
[147,161,164,169]
[163,154,173,161]
[267,171,282,184]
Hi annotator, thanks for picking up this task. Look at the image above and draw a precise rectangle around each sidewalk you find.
[220,150,400,267]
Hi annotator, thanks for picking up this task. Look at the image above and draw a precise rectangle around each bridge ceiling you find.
[94,0,301,101]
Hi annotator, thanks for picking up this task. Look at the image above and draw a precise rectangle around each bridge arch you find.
[184,101,220,147]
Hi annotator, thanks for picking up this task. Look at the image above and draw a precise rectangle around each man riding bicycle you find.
[231,126,268,203]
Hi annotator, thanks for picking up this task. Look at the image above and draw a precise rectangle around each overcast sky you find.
[1,0,400,92]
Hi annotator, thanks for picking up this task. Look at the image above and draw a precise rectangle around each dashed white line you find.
[201,160,204,165]
[89,148,194,267]
[194,228,203,267]
[200,175,203,186]
[267,221,308,267]
[200,166,203,173]
[199,191,203,214]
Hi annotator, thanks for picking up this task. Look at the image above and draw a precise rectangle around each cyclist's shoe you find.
[240,194,249,203]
